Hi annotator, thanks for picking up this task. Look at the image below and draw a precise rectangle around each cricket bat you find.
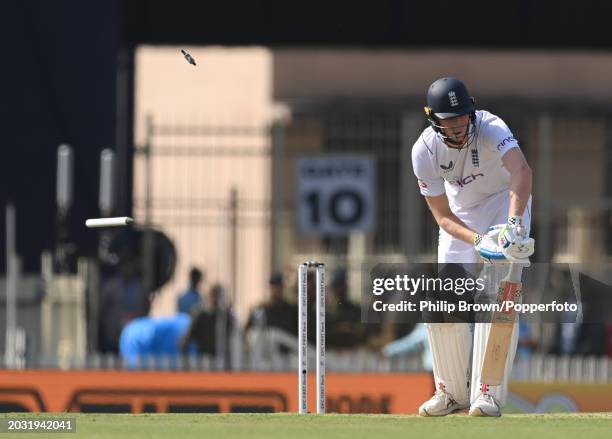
[480,263,523,386]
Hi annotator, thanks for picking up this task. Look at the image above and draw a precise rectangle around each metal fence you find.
[2,333,610,384]
[133,117,274,320]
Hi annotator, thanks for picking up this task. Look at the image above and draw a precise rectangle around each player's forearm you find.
[508,164,532,217]
[437,214,478,245]
[425,193,478,244]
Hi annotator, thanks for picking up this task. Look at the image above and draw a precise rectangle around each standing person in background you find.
[177,267,206,315]
[99,258,149,353]
[245,272,297,336]
[244,273,297,364]
[383,324,433,371]
[327,269,368,349]
[181,284,234,368]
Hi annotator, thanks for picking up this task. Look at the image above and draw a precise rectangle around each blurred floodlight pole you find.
[142,116,155,298]
[55,144,74,272]
[5,204,18,368]
[56,144,74,217]
[99,149,116,216]
[537,114,552,262]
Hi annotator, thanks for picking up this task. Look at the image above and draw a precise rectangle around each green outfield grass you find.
[2,413,611,439]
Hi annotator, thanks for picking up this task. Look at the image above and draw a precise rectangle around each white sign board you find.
[296,155,376,235]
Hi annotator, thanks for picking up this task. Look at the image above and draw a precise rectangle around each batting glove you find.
[498,216,535,260]
[474,228,506,262]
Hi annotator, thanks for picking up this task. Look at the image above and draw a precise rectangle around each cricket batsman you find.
[411,77,535,416]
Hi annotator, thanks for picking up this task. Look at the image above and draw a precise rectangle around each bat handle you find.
[505,260,528,282]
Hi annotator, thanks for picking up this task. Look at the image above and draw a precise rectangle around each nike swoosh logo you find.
[440,161,453,170]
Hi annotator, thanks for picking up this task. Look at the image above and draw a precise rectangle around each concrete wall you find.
[274,49,612,102]
[134,46,276,321]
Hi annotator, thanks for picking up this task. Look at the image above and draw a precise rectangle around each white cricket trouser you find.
[426,190,532,406]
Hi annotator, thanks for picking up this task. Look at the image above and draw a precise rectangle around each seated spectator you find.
[177,267,206,315]
[119,314,192,369]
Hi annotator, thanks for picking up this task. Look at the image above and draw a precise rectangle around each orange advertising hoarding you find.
[1,370,610,414]
[507,382,612,413]
[0,370,433,414]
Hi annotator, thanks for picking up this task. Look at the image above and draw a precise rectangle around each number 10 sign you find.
[296,155,376,235]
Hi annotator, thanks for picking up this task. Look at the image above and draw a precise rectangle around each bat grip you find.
[502,261,525,283]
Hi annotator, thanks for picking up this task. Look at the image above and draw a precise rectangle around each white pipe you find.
[85,217,134,228]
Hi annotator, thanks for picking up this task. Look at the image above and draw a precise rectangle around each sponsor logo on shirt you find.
[418,179,428,189]
[439,161,453,171]
[496,136,516,151]
[448,173,485,188]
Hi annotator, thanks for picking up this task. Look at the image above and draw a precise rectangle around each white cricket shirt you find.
[411,110,520,214]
